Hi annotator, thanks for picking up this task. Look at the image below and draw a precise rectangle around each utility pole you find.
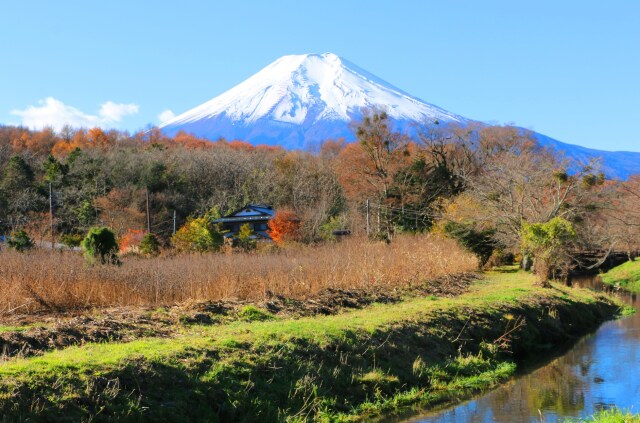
[173,209,177,235]
[365,199,370,236]
[49,182,54,249]
[146,188,151,233]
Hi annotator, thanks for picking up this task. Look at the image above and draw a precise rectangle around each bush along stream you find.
[0,270,626,422]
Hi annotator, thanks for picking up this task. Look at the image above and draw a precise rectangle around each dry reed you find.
[0,234,477,315]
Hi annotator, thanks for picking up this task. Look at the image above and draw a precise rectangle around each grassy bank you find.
[601,258,640,293]
[0,271,623,422]
[573,409,640,422]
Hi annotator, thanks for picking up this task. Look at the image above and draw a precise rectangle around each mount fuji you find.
[160,53,467,149]
[160,53,640,179]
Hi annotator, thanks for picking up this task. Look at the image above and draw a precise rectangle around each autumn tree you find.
[352,111,408,200]
[26,127,58,156]
[441,125,609,275]
[603,176,640,258]
[119,228,146,254]
[87,128,112,149]
[52,128,87,157]
[336,111,410,238]
[458,126,601,247]
[267,209,301,245]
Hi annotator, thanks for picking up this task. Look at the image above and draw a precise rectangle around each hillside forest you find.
[1,113,639,282]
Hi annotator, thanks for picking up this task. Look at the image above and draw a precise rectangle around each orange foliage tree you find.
[87,127,112,149]
[119,229,146,253]
[336,112,411,203]
[52,129,89,157]
[267,209,301,245]
[173,131,212,149]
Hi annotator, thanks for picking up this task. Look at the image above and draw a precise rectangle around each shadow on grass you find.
[491,265,520,273]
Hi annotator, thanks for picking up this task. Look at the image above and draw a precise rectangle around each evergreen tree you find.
[82,227,120,265]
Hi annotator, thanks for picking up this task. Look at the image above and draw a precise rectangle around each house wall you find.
[223,220,269,234]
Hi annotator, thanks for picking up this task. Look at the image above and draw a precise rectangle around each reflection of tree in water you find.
[419,279,640,423]
[479,339,599,423]
[615,295,640,343]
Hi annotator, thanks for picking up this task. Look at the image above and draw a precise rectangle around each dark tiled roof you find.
[215,204,275,223]
[215,215,271,223]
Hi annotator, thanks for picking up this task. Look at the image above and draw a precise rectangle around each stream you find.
[403,275,640,422]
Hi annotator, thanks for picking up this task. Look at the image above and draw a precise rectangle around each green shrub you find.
[522,217,576,284]
[235,223,256,251]
[7,229,33,252]
[139,233,161,256]
[81,227,120,265]
[60,233,83,248]
[319,215,350,241]
[171,216,223,252]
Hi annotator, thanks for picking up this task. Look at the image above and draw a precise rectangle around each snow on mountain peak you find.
[160,53,466,143]
[157,53,640,179]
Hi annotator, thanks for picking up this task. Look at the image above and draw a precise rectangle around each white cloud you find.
[158,109,175,124]
[10,97,139,131]
[99,101,139,122]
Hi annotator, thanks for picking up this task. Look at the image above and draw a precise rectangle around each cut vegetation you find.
[0,235,476,314]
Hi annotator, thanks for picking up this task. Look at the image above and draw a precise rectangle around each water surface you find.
[407,276,640,422]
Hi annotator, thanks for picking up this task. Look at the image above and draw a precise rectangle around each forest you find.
[1,113,639,284]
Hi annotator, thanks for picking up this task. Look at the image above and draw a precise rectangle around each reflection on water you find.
[409,276,640,422]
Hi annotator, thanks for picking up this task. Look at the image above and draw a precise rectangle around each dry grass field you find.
[0,234,477,315]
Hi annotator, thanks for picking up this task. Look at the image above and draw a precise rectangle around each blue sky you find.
[1,0,639,151]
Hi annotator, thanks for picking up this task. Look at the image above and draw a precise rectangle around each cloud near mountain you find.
[11,97,139,131]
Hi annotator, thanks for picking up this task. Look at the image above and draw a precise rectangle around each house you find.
[214,204,275,241]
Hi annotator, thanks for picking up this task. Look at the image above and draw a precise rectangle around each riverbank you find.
[601,258,640,293]
[0,270,625,422]
[585,409,640,422]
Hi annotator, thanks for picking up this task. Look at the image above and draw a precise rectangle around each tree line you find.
[1,116,638,283]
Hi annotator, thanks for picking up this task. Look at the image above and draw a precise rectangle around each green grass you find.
[237,305,276,322]
[602,259,640,293]
[0,325,31,333]
[567,409,640,422]
[0,270,624,422]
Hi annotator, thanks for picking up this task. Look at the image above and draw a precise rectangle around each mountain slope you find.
[534,133,640,180]
[160,53,640,179]
[160,53,467,149]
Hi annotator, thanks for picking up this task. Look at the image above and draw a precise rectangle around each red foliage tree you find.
[267,209,301,245]
[119,229,146,253]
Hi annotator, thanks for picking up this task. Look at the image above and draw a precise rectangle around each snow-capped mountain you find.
[160,53,467,149]
[160,53,640,179]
